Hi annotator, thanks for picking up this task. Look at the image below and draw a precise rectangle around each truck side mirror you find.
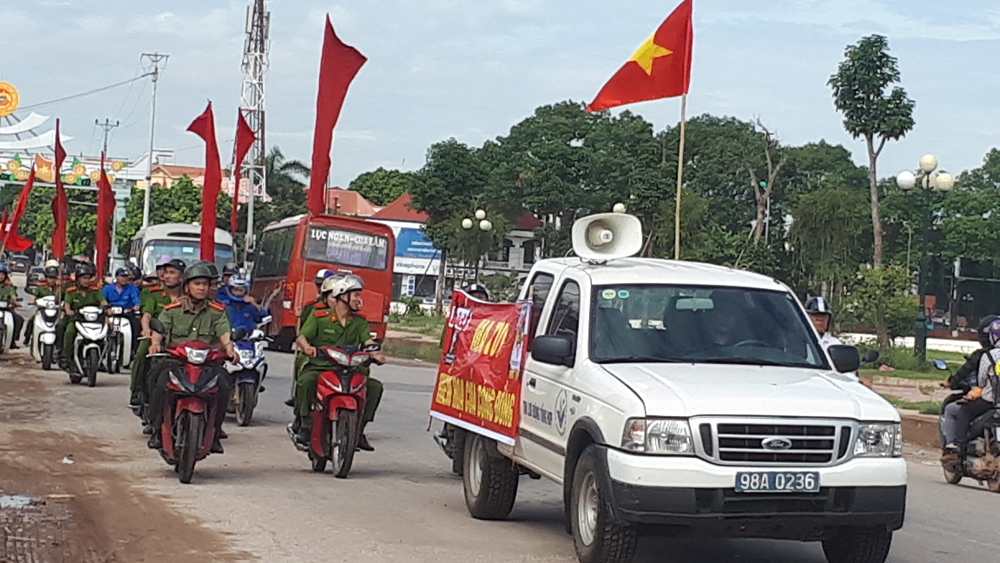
[828,345,861,373]
[531,335,575,367]
[862,350,880,364]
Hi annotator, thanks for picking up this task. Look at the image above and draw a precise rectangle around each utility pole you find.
[140,52,168,229]
[239,0,270,261]
[96,118,120,266]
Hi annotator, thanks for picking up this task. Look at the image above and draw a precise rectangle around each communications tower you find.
[238,0,270,254]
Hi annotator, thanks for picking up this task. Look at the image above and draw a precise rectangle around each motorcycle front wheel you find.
[85,347,99,387]
[943,464,962,485]
[332,409,359,479]
[42,344,53,371]
[176,411,206,484]
[236,381,257,427]
[105,335,118,374]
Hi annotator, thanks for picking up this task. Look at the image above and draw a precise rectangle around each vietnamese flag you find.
[187,102,222,261]
[307,16,367,216]
[587,0,693,112]
[95,152,116,280]
[231,110,256,234]
[51,119,69,259]
[3,165,36,253]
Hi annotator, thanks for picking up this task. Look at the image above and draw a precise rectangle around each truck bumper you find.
[601,449,906,540]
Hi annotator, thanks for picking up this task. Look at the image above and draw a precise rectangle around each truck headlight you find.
[622,418,694,455]
[854,423,903,457]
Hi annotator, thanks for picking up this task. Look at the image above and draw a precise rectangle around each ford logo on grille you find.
[761,437,793,451]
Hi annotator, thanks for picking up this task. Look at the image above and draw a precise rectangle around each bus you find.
[129,223,235,275]
[250,214,395,351]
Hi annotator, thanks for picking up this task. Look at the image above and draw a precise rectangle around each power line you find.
[18,73,153,112]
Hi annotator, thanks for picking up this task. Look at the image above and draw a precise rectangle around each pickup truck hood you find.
[601,363,898,422]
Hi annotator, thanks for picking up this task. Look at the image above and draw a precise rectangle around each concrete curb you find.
[899,409,940,451]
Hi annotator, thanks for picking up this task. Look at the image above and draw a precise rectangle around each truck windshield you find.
[590,285,828,369]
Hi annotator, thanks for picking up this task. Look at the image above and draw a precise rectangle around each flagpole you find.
[673,93,687,260]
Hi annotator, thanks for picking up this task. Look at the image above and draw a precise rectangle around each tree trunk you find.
[434,248,448,317]
[866,134,889,346]
[753,199,767,245]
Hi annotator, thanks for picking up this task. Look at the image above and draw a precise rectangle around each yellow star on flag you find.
[629,35,672,75]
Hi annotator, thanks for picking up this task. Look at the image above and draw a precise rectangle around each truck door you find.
[521,273,582,479]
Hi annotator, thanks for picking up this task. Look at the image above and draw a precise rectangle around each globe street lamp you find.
[896,155,954,363]
[463,210,493,282]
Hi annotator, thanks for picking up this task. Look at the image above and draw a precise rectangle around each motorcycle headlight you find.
[621,418,694,455]
[110,307,124,315]
[185,347,209,365]
[0,301,9,309]
[82,311,99,322]
[325,348,350,366]
[854,423,902,457]
[350,353,370,367]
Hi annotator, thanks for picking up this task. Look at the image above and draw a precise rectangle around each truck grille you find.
[695,418,853,467]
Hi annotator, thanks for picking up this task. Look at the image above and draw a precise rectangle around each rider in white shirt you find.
[806,297,842,350]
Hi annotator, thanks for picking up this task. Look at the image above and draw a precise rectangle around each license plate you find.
[735,471,820,493]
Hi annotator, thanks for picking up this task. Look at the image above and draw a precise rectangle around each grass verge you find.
[882,395,942,416]
[389,315,447,337]
[860,368,947,381]
[383,339,442,363]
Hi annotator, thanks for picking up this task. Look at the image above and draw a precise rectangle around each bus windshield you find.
[141,240,233,273]
[303,226,389,270]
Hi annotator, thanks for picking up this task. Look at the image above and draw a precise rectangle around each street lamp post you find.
[462,209,492,283]
[895,154,954,363]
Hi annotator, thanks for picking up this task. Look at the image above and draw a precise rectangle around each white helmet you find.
[321,274,364,299]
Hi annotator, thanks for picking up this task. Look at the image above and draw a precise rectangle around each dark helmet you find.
[183,260,219,284]
[0,263,8,274]
[977,315,999,347]
[129,265,143,280]
[463,283,491,300]
[164,258,187,273]
[75,263,97,278]
[223,262,239,276]
[805,296,832,316]
[44,265,60,279]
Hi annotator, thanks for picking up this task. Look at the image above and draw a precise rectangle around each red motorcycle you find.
[152,338,229,484]
[305,344,382,478]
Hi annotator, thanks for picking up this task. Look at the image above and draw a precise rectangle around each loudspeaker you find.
[571,213,643,262]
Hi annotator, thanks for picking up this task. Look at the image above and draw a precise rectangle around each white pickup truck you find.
[458,214,905,563]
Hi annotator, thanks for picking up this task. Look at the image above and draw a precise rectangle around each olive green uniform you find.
[33,284,60,300]
[61,284,106,360]
[0,282,22,344]
[293,298,326,389]
[130,286,175,394]
[295,310,383,428]
[0,283,18,301]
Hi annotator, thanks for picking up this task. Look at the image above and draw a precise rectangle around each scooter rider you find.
[224,275,264,334]
[147,260,237,454]
[0,264,24,348]
[59,263,107,369]
[214,262,241,305]
[284,268,336,408]
[944,315,999,395]
[103,267,142,353]
[941,318,1000,461]
[129,259,185,412]
[805,296,842,350]
[23,265,61,346]
[292,274,385,452]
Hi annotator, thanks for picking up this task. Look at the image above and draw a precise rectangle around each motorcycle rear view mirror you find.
[259,315,272,326]
[362,342,382,352]
[149,318,166,335]
[933,359,949,371]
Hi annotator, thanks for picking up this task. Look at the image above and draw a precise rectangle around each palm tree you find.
[265,147,310,204]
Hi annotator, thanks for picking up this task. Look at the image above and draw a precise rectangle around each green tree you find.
[235,147,310,255]
[844,265,918,341]
[348,167,414,206]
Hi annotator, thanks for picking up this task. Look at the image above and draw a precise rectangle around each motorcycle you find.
[105,307,135,374]
[300,343,382,478]
[149,319,228,484]
[225,316,272,427]
[935,359,1000,492]
[69,305,108,387]
[0,299,14,354]
[30,295,61,370]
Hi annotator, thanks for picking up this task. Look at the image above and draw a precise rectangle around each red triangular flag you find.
[0,207,9,248]
[187,102,222,262]
[51,119,69,259]
[232,110,257,234]
[3,165,36,252]
[587,0,693,112]
[95,152,116,280]
[308,16,367,216]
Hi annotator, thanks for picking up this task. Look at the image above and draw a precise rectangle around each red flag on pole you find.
[307,16,367,216]
[51,119,69,259]
[587,0,693,112]
[187,102,222,262]
[3,166,36,253]
[95,152,116,280]
[232,110,257,234]
[0,207,8,247]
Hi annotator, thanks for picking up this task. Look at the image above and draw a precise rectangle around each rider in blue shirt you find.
[102,268,141,309]
[224,275,264,334]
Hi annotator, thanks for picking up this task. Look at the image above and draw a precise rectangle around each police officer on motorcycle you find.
[805,296,842,350]
[941,318,1000,461]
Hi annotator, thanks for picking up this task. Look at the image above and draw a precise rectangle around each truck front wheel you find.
[463,433,518,520]
[571,446,637,563]
[822,526,892,563]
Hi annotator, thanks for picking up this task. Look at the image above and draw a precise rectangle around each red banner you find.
[430,291,531,445]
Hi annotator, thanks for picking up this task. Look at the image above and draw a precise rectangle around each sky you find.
[2,0,1000,191]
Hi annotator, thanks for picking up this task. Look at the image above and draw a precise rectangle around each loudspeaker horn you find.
[571,213,643,262]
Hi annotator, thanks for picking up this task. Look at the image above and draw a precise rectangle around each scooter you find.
[30,295,61,370]
[69,305,108,387]
[935,359,1000,492]
[105,307,135,374]
[300,343,382,478]
[0,298,14,355]
[149,319,228,484]
[225,316,271,427]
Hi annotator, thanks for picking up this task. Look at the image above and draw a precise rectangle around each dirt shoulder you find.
[0,353,250,562]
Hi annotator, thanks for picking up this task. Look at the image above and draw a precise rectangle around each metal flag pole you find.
[673,93,688,260]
